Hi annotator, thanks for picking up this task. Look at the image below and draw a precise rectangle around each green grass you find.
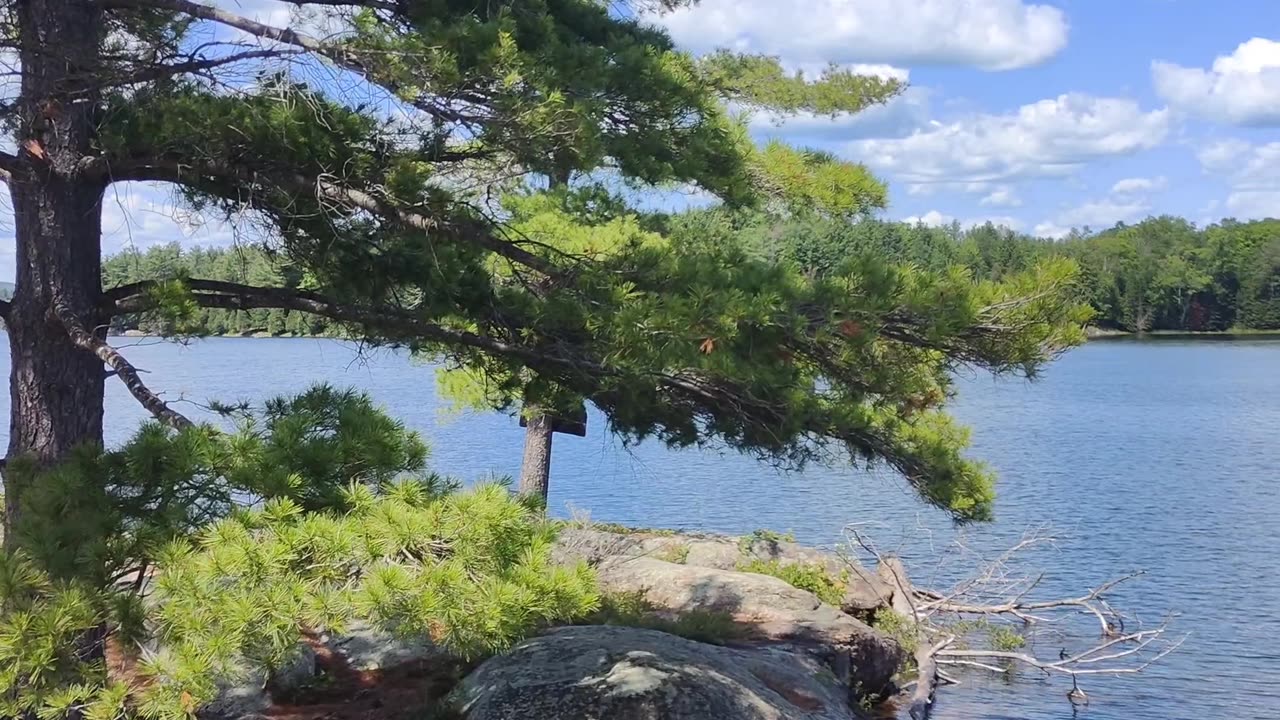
[656,543,690,564]
[587,591,745,645]
[736,558,846,606]
[737,528,796,554]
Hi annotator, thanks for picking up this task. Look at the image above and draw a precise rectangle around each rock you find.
[594,556,903,698]
[328,621,445,672]
[552,527,893,616]
[455,625,861,720]
[199,670,269,720]
[267,643,318,694]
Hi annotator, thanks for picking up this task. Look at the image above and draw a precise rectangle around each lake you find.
[2,335,1278,720]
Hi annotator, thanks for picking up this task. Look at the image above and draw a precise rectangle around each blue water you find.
[3,335,1278,719]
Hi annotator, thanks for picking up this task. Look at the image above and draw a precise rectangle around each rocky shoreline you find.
[207,525,911,720]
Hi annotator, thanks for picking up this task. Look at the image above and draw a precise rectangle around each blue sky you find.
[4,0,1280,280]
[655,0,1280,235]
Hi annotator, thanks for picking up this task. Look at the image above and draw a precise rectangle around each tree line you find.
[104,244,339,337]
[106,213,1280,337]
[665,211,1280,332]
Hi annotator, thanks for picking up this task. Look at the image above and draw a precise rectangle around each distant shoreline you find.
[112,328,1280,342]
[1085,327,1280,340]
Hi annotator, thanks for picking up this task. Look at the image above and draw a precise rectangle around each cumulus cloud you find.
[979,186,1023,207]
[903,210,953,227]
[1153,38,1280,126]
[657,0,1069,71]
[844,94,1170,185]
[747,84,933,142]
[1197,140,1280,219]
[902,210,1022,230]
[1111,176,1167,195]
[1033,197,1150,238]
[95,183,246,263]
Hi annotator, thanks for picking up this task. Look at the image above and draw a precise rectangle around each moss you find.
[737,528,796,554]
[736,558,845,606]
[587,591,745,645]
[656,543,690,564]
[988,624,1026,651]
[870,608,919,674]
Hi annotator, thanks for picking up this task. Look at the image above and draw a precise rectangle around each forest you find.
[105,213,1280,337]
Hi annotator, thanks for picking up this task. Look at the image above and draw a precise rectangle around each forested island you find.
[106,214,1280,338]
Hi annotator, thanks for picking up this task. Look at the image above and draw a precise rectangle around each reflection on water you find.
[2,335,1278,720]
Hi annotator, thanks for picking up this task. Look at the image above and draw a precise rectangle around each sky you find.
[3,0,1280,280]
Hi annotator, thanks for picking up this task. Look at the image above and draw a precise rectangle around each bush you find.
[736,559,845,606]
[588,591,744,645]
[0,385,600,720]
[140,483,598,717]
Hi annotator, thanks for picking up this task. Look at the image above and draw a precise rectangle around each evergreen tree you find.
[0,6,1093,713]
[1,0,1084,535]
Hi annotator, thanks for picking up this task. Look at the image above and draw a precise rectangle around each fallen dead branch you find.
[842,524,1184,720]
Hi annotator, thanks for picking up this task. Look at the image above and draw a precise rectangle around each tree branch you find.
[53,302,195,430]
[99,0,373,78]
[106,48,303,88]
[87,156,567,280]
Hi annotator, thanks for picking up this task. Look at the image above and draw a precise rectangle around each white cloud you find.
[979,186,1022,207]
[99,182,244,257]
[1034,197,1150,238]
[657,0,1069,71]
[902,210,1022,230]
[1032,222,1071,239]
[1111,176,1167,195]
[1154,38,1280,126]
[903,210,953,227]
[1198,140,1280,190]
[845,94,1170,185]
[1197,140,1280,219]
[748,84,933,141]
[1225,191,1280,219]
[1197,139,1253,173]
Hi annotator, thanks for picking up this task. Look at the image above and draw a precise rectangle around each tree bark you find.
[519,412,554,504]
[3,0,106,546]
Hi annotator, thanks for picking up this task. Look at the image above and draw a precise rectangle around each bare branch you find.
[99,0,374,77]
[53,302,194,430]
[935,627,1187,677]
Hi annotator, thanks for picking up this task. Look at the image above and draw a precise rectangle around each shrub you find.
[737,559,845,606]
[588,591,744,645]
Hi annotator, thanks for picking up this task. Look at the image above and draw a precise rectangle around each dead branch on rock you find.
[841,524,1184,720]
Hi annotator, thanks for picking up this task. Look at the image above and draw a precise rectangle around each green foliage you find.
[736,559,845,606]
[0,480,597,720]
[655,543,690,564]
[142,484,597,716]
[870,608,919,657]
[8,385,431,588]
[0,554,134,720]
[988,624,1027,652]
[224,384,432,511]
[1238,237,1280,329]
[102,244,334,337]
[738,529,797,552]
[588,591,743,645]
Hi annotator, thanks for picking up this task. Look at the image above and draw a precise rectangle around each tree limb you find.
[53,302,195,430]
[87,156,567,280]
[99,0,373,78]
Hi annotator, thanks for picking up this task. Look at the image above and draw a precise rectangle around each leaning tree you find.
[0,0,1086,550]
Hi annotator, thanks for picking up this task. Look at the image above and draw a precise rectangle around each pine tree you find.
[0,0,1086,636]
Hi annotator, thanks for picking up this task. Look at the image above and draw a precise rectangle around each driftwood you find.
[844,524,1184,719]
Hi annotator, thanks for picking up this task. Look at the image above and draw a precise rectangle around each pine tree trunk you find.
[519,413,554,504]
[3,0,106,547]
